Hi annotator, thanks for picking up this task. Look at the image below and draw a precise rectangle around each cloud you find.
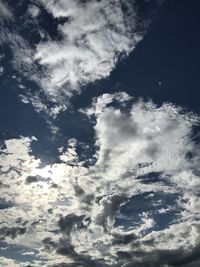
[0,0,149,116]
[85,93,197,180]
[28,5,40,18]
[34,0,143,99]
[0,226,26,240]
[1,0,148,116]
[0,0,13,20]
[0,257,20,267]
[0,93,200,266]
[0,0,167,121]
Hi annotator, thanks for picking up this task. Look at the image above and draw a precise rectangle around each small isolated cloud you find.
[28,5,40,18]
[0,66,4,75]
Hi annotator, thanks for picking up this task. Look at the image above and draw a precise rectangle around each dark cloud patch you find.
[45,238,108,267]
[116,250,132,259]
[116,242,200,267]
[0,198,13,209]
[160,244,200,267]
[26,175,51,184]
[136,171,166,184]
[43,237,57,251]
[0,226,26,240]
[56,240,76,257]
[112,232,138,245]
[26,175,39,183]
[58,214,86,236]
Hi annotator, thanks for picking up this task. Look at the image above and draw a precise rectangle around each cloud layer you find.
[0,93,200,266]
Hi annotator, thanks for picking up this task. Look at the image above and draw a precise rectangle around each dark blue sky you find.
[72,0,200,112]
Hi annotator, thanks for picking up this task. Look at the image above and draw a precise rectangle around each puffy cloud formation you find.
[0,0,147,114]
[34,0,142,99]
[0,93,200,266]
[0,257,20,267]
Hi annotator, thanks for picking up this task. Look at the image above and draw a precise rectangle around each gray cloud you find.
[58,214,86,236]
[0,227,26,240]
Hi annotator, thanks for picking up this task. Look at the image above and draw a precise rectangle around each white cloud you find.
[28,4,40,18]
[58,138,79,165]
[0,0,154,117]
[0,257,20,267]
[33,0,143,102]
[1,94,200,266]
[0,0,142,115]
[86,94,197,181]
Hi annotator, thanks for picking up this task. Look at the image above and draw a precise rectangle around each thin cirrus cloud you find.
[0,93,200,266]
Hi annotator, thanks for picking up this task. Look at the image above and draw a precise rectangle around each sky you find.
[0,0,200,267]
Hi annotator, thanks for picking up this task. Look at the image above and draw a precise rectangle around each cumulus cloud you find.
[0,0,168,121]
[0,0,151,116]
[84,93,197,179]
[0,257,20,267]
[34,0,142,99]
[0,93,200,266]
